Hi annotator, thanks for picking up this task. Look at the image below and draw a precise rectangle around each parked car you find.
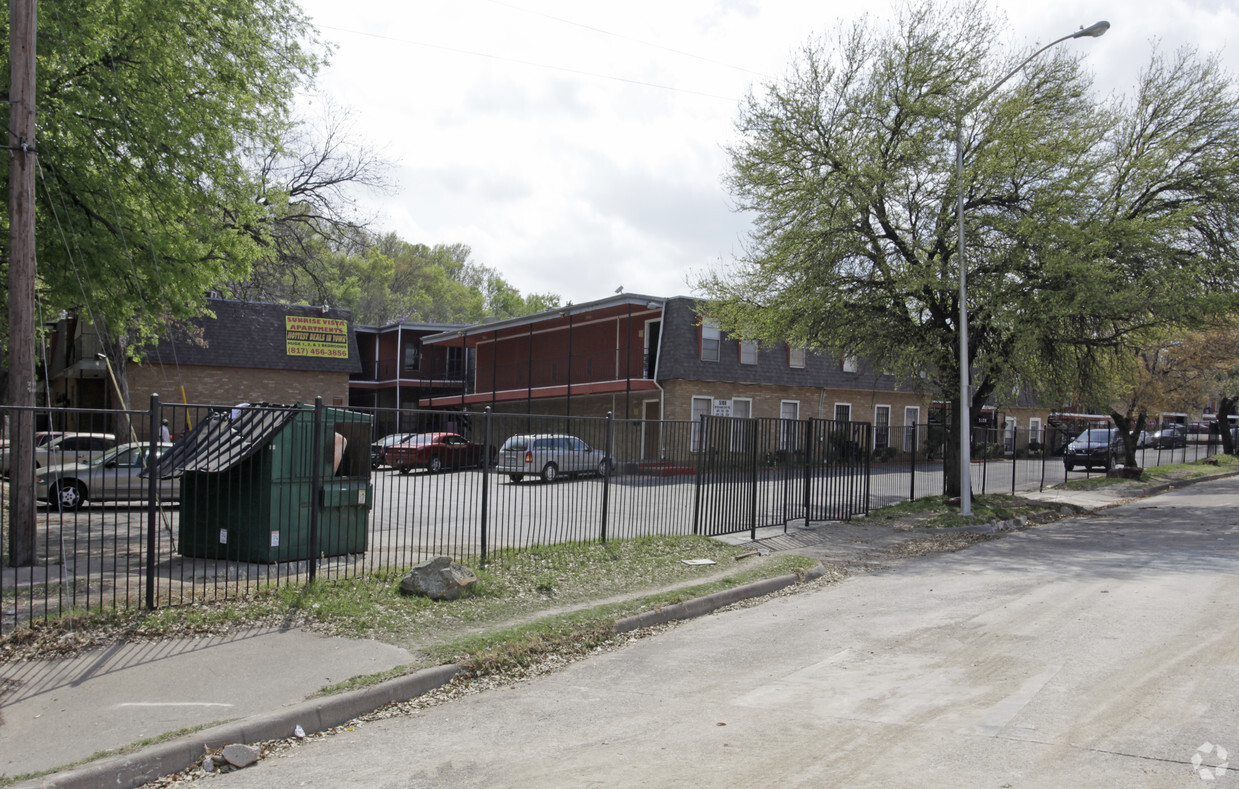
[386,432,493,474]
[370,432,414,469]
[1063,428,1121,471]
[1147,425,1188,449]
[496,434,613,483]
[34,442,175,510]
[0,431,117,475]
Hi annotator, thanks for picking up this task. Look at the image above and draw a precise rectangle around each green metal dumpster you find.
[152,403,373,563]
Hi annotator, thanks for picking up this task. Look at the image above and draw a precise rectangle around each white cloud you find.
[297,0,1239,305]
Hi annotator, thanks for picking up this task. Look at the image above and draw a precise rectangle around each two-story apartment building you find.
[349,321,473,412]
[416,294,960,452]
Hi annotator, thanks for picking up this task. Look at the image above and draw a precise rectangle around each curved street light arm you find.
[955,20,1108,517]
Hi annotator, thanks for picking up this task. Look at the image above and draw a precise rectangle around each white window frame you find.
[701,321,720,362]
[779,400,801,451]
[788,346,806,369]
[690,396,712,452]
[842,356,859,373]
[730,398,752,452]
[1003,416,1017,454]
[1028,417,1043,450]
[739,340,757,365]
[874,405,891,449]
[904,406,920,452]
[834,402,852,424]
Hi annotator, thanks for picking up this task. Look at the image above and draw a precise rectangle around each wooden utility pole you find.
[7,0,37,567]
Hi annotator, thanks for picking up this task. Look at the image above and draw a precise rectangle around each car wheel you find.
[596,459,612,477]
[428,456,443,473]
[53,481,86,511]
[508,474,523,483]
[398,465,412,475]
[541,463,559,483]
[1064,461,1075,472]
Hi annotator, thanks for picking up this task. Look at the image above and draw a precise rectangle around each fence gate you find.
[691,416,870,538]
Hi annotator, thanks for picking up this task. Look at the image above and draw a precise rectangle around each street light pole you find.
[956,21,1108,517]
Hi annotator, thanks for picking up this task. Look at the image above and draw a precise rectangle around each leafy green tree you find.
[0,0,328,381]
[696,0,1239,495]
[233,229,560,326]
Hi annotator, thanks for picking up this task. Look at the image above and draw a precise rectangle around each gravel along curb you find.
[17,568,826,789]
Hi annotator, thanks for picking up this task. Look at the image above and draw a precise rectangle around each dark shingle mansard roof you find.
[140,299,361,374]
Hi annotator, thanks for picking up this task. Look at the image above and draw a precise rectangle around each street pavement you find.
[5,475,1237,787]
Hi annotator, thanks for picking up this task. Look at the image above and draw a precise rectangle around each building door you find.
[642,400,661,460]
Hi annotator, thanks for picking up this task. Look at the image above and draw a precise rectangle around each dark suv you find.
[1063,428,1121,471]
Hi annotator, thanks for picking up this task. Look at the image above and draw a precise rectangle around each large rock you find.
[400,556,478,601]
[221,743,259,768]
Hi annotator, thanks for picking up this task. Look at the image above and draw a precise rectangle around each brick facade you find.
[661,380,926,424]
[126,364,349,412]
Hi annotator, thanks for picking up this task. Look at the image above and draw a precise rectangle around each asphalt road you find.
[173,475,1239,788]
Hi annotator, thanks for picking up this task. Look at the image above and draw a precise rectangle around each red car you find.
[385,433,492,474]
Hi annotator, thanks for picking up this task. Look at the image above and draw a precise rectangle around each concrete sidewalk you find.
[3,473,1231,788]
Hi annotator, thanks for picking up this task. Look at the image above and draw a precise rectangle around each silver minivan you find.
[497,434,612,483]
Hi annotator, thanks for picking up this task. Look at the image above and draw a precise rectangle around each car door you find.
[566,436,591,473]
[104,446,147,499]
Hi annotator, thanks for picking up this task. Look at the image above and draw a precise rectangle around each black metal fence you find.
[0,400,1229,633]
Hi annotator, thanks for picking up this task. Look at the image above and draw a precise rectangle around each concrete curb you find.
[614,564,828,634]
[18,569,826,789]
[1122,469,1239,498]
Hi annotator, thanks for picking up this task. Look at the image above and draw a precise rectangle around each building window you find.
[904,406,920,451]
[874,405,890,448]
[701,321,720,362]
[842,356,859,373]
[730,398,752,451]
[739,341,757,365]
[1029,417,1043,449]
[788,347,806,368]
[834,403,851,423]
[403,342,421,372]
[690,396,711,452]
[779,400,801,451]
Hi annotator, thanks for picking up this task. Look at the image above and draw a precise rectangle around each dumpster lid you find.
[147,404,299,479]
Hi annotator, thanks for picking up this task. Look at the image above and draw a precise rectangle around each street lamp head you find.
[1072,21,1110,39]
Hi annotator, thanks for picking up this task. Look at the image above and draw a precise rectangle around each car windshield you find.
[1077,429,1113,442]
[89,445,166,467]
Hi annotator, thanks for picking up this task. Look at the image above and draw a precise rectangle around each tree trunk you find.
[1220,396,1236,455]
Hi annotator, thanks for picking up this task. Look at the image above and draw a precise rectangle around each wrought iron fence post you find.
[910,423,917,501]
[691,414,707,536]
[480,406,492,563]
[803,418,814,524]
[309,396,324,583]
[146,394,161,610]
[862,423,872,517]
[601,411,613,543]
[1039,426,1047,491]
[749,418,759,541]
[1011,426,1017,496]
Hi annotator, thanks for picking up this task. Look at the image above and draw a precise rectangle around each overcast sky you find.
[294,0,1238,306]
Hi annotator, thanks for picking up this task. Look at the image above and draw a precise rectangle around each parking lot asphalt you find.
[2,474,1230,788]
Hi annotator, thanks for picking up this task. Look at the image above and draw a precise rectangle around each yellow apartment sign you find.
[285,316,349,359]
